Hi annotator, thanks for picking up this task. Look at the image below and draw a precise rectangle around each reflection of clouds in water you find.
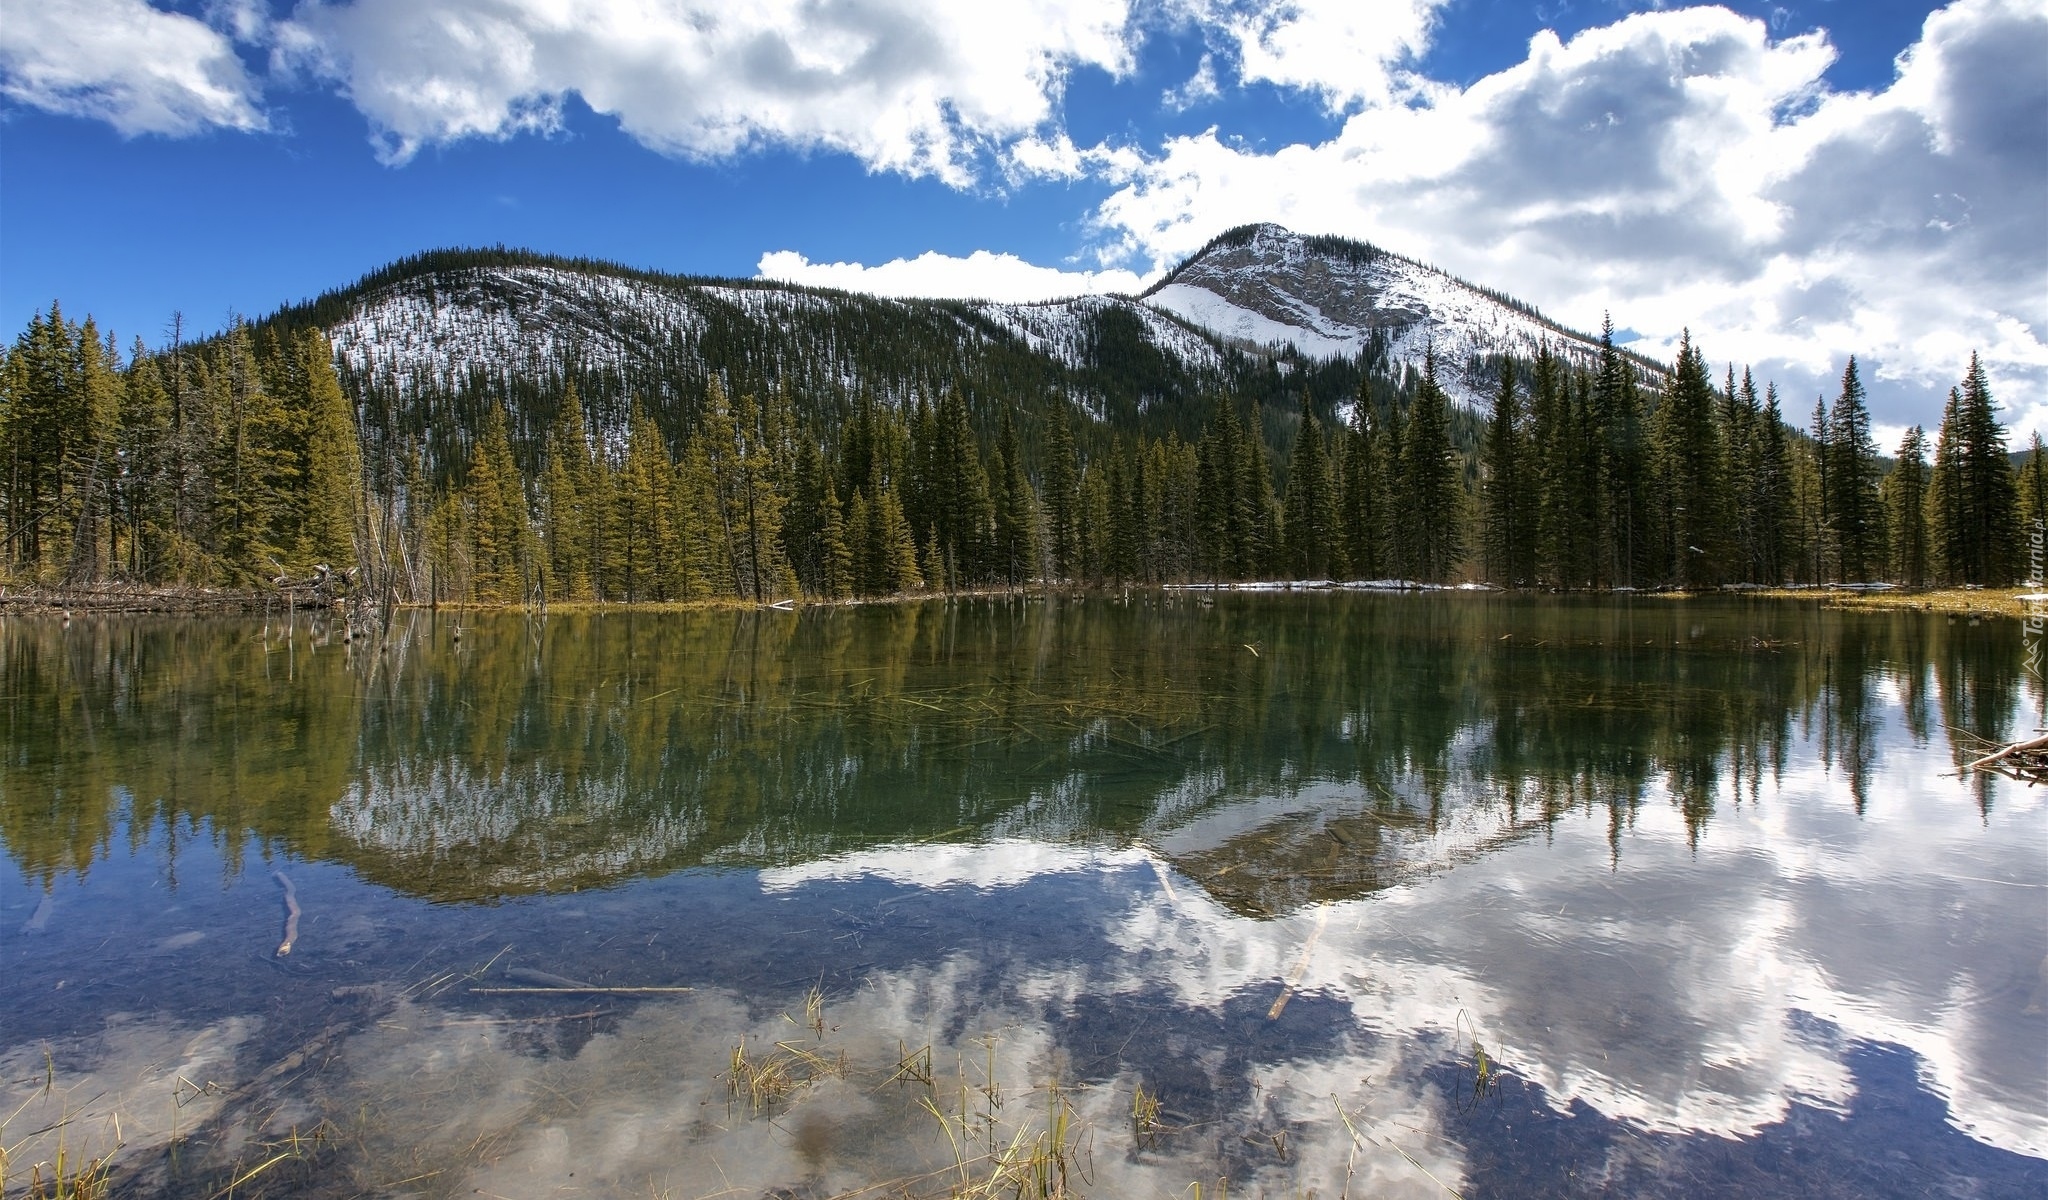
[0,1014,257,1171]
[761,838,1147,892]
[762,733,2044,1163]
[314,962,1464,1197]
[1104,735,2046,1157]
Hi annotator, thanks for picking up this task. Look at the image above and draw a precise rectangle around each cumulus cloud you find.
[1086,0,2048,428]
[0,0,267,135]
[1173,0,1447,109]
[275,0,1135,176]
[757,248,1155,302]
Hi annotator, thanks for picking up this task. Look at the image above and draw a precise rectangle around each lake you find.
[2,595,2044,1198]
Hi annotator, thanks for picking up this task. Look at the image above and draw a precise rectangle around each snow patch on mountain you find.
[326,266,1225,401]
[969,295,1225,374]
[328,266,705,390]
[1143,224,1614,408]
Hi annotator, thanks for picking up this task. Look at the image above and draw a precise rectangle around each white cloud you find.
[1173,0,1447,109]
[1085,0,2048,430]
[0,0,267,135]
[277,0,1136,177]
[1162,51,1220,112]
[757,248,1155,303]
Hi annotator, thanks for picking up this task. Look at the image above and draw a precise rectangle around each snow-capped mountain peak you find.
[1142,223,1611,406]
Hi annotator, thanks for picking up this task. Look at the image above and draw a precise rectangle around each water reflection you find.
[0,597,2042,1197]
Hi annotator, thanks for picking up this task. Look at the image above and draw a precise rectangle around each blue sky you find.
[2,0,2042,436]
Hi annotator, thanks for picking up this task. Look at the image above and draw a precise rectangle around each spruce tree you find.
[542,390,593,600]
[1884,426,1930,586]
[468,406,532,602]
[1594,317,1649,588]
[293,329,364,572]
[1651,331,1727,589]
[1956,352,2018,584]
[1399,348,1465,583]
[1480,358,1533,585]
[819,475,852,598]
[1755,382,1793,584]
[2016,434,2048,543]
[1041,412,1080,582]
[1283,409,1339,579]
[1338,388,1384,580]
[1826,358,1884,581]
[990,409,1039,586]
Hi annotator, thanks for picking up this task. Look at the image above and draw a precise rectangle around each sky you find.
[1,0,2042,440]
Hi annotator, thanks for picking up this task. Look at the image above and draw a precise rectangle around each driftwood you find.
[0,583,270,614]
[273,871,301,956]
[1961,732,2048,784]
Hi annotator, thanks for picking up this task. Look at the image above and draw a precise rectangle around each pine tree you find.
[1338,399,1384,581]
[1041,412,1080,582]
[1651,331,1727,589]
[2016,433,2048,542]
[1884,426,1930,586]
[1755,382,1793,584]
[1594,317,1649,587]
[293,329,364,572]
[1955,352,2018,584]
[1399,348,1465,583]
[1283,408,1339,579]
[117,341,174,579]
[819,475,852,598]
[613,403,672,602]
[1480,358,1532,585]
[468,406,532,602]
[1826,358,1884,581]
[990,409,1039,586]
[542,385,594,600]
[1925,386,1962,585]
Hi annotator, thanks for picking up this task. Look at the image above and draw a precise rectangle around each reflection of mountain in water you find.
[0,596,2031,906]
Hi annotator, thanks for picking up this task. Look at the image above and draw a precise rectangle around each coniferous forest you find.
[1,293,2032,604]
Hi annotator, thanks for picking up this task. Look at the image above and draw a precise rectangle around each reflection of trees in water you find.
[0,597,2028,903]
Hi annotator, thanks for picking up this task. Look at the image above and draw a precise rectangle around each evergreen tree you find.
[1651,330,1727,589]
[1594,316,1649,587]
[1826,358,1884,581]
[468,406,532,602]
[990,409,1039,586]
[819,475,853,598]
[1283,409,1340,578]
[1041,412,1080,582]
[542,385,594,599]
[117,341,174,579]
[1338,398,1384,580]
[1754,382,1793,584]
[1884,426,1930,587]
[1480,358,1533,585]
[1954,352,2018,584]
[2016,433,2048,544]
[1398,348,1465,583]
[613,403,672,602]
[292,329,364,571]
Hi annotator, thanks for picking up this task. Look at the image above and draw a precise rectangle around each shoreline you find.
[1,582,2033,620]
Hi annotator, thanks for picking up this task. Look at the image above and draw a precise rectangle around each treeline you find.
[0,305,363,587]
[0,302,2032,599]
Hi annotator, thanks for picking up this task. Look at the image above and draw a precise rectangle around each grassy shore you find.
[1736,586,2035,619]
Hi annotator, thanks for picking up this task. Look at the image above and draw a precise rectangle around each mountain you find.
[1143,224,1615,407]
[266,226,1641,464]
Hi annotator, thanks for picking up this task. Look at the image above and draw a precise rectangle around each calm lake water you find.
[2,595,2044,1198]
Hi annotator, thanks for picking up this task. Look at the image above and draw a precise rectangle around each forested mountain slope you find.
[8,224,2023,601]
